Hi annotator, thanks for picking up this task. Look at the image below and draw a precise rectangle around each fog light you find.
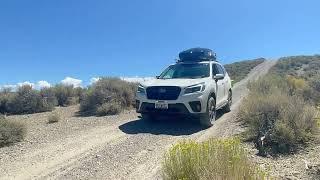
[189,101,201,112]
[196,104,201,111]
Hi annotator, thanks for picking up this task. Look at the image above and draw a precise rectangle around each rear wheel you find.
[223,90,232,112]
[200,97,216,127]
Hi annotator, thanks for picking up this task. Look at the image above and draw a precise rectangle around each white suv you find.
[135,48,232,127]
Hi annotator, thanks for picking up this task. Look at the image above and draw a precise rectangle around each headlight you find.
[184,83,206,94]
[137,84,146,94]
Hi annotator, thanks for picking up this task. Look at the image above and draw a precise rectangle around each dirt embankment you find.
[0,60,277,180]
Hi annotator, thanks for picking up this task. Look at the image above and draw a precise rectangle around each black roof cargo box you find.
[179,48,217,62]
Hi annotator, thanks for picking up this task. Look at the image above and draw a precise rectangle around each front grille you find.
[140,103,189,114]
[146,86,181,100]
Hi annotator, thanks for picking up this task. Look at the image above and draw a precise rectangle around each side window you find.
[217,64,225,75]
[212,64,220,75]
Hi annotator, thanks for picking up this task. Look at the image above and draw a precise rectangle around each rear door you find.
[212,64,225,106]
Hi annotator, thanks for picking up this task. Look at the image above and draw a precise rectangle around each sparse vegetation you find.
[47,112,60,123]
[240,56,320,155]
[40,87,58,108]
[271,55,320,105]
[53,85,81,106]
[162,138,269,180]
[239,84,317,155]
[6,85,55,114]
[225,58,265,83]
[80,77,137,116]
[0,117,26,147]
[0,89,14,114]
[0,84,85,115]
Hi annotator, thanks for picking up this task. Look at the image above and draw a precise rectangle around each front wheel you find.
[200,97,216,127]
[223,91,232,112]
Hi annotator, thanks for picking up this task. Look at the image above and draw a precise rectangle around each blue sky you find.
[1,0,320,87]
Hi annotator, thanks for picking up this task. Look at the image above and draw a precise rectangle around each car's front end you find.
[135,78,211,117]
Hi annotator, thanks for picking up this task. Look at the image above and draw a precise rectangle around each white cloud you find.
[121,76,155,83]
[37,81,51,89]
[0,84,17,91]
[17,81,35,88]
[90,77,101,85]
[61,77,82,87]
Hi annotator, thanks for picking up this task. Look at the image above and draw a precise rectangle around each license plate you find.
[155,101,168,109]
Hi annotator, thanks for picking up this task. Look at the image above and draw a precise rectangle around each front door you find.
[212,64,225,107]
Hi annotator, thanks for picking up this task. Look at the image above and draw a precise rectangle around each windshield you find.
[159,63,210,79]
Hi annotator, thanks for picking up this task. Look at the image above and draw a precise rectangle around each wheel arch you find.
[209,91,216,101]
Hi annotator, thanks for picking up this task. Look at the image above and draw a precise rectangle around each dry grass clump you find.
[47,112,61,124]
[80,77,137,116]
[0,117,26,147]
[96,102,122,116]
[162,138,268,180]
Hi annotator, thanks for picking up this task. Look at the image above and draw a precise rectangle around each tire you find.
[200,97,216,127]
[223,90,232,113]
[141,113,155,121]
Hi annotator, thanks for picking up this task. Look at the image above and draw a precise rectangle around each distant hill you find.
[224,58,265,83]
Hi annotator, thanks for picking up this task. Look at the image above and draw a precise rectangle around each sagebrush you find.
[48,112,61,123]
[80,77,137,116]
[6,85,55,114]
[0,84,85,115]
[240,74,318,155]
[162,138,268,180]
[0,118,26,147]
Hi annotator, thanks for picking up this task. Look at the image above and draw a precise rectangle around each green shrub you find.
[162,138,268,180]
[47,112,60,123]
[53,85,77,106]
[80,77,136,116]
[240,78,318,155]
[40,87,58,107]
[0,119,26,147]
[0,90,14,114]
[7,85,54,114]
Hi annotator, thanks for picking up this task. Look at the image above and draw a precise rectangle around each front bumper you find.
[135,92,209,115]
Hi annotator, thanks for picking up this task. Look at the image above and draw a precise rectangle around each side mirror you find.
[213,74,224,81]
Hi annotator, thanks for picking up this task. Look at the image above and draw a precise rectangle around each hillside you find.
[224,58,265,83]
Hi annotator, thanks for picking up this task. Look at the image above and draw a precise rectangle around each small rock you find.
[285,175,298,180]
[95,155,101,158]
[292,171,299,176]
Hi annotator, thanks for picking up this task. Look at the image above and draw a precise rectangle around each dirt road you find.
[0,60,276,180]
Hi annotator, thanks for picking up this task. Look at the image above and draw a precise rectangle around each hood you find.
[140,78,208,88]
